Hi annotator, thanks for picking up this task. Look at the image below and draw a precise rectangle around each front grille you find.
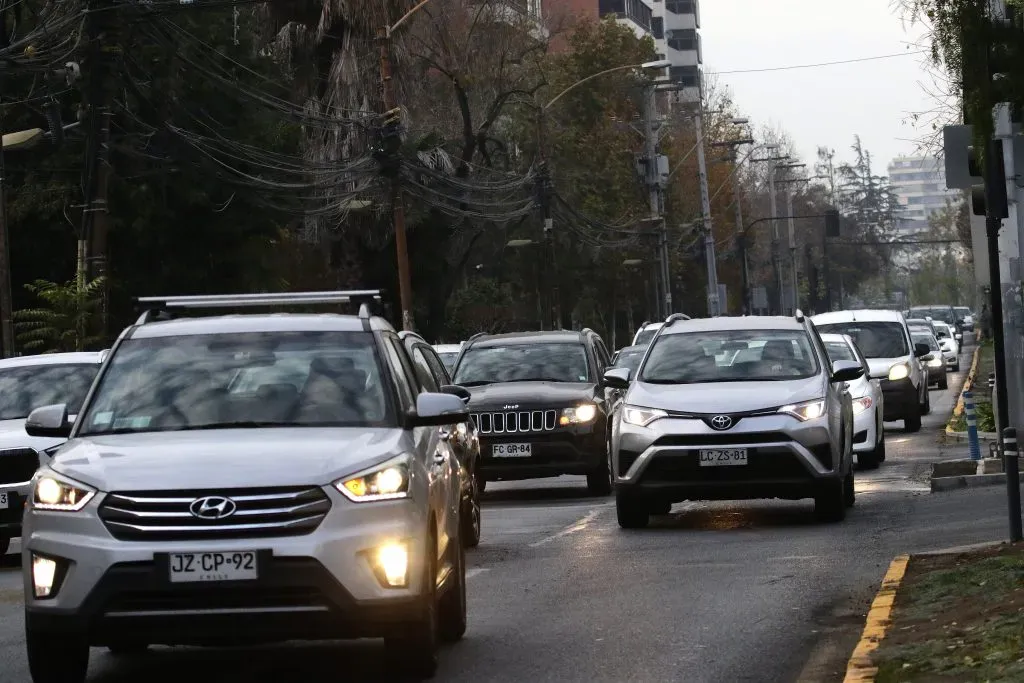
[104,585,328,615]
[471,410,557,434]
[0,448,39,485]
[641,450,811,483]
[99,487,331,541]
[653,432,791,447]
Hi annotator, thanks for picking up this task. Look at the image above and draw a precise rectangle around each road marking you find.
[465,568,490,580]
[528,507,605,548]
[843,554,910,682]
[771,555,819,561]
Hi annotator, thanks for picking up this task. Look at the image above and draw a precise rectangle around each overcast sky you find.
[699,0,951,176]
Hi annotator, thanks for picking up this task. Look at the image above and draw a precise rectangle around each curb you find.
[931,471,1024,492]
[943,430,998,443]
[843,554,910,682]
[945,345,982,435]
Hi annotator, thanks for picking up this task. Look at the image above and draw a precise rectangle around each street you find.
[0,363,1011,682]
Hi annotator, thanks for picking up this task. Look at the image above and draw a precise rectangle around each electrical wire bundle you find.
[0,0,84,73]
[401,160,539,224]
[550,192,652,248]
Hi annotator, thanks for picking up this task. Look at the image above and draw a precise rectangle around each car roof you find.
[616,344,647,354]
[819,333,853,344]
[433,343,462,353]
[0,351,104,368]
[812,309,906,324]
[905,318,932,325]
[128,314,392,339]
[469,330,582,347]
[661,315,806,334]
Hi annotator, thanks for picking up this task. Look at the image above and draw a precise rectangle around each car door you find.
[591,335,620,409]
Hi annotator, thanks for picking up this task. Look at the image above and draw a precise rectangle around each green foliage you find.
[14,277,106,353]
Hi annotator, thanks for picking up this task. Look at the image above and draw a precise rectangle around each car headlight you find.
[852,396,873,415]
[621,405,667,428]
[33,474,95,512]
[778,398,826,421]
[560,403,597,425]
[335,456,410,503]
[888,363,910,381]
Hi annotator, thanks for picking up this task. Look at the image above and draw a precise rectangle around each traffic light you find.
[824,208,840,237]
[967,141,1009,219]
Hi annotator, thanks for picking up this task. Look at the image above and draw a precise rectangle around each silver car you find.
[820,334,886,469]
[20,291,469,682]
[603,313,860,528]
[0,352,105,556]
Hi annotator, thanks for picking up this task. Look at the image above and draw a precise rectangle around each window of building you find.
[652,16,664,39]
[665,0,695,15]
[598,0,652,30]
[670,65,700,88]
[666,28,697,51]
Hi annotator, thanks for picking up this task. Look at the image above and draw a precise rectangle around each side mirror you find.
[602,367,631,390]
[439,384,471,405]
[411,392,469,427]
[913,342,930,358]
[26,404,72,438]
[922,353,935,362]
[831,360,865,383]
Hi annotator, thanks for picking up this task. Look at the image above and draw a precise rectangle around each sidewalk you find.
[857,543,1024,682]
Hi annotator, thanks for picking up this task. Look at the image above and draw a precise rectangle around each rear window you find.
[612,348,646,374]
[824,340,857,363]
[633,328,659,346]
[909,307,954,324]
[815,321,909,359]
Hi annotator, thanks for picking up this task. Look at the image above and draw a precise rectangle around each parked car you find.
[911,330,948,389]
[452,329,615,495]
[433,342,463,373]
[0,352,105,557]
[604,312,859,527]
[820,334,886,469]
[813,310,930,432]
[21,291,470,681]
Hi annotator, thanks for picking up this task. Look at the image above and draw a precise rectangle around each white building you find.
[887,156,962,233]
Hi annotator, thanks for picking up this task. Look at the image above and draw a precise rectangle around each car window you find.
[382,336,417,408]
[815,322,909,358]
[611,349,646,374]
[639,329,819,384]
[0,363,99,420]
[912,333,940,351]
[634,327,659,346]
[420,346,453,386]
[453,343,590,385]
[933,324,951,339]
[437,351,459,373]
[824,341,856,363]
[78,331,393,435]
[910,307,955,324]
[410,346,440,392]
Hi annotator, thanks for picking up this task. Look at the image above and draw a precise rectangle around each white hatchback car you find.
[820,334,885,469]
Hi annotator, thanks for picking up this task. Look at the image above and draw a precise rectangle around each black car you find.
[908,305,962,335]
[451,329,615,495]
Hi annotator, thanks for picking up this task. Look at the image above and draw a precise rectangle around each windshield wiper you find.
[503,377,575,383]
[458,380,493,387]
[185,421,298,430]
[641,378,687,384]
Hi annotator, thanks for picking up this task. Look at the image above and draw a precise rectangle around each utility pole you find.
[730,157,750,315]
[694,111,718,317]
[641,85,670,318]
[786,188,797,314]
[376,27,414,331]
[767,165,782,314]
[0,79,13,357]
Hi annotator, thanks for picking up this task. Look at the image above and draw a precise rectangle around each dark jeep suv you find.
[451,329,615,495]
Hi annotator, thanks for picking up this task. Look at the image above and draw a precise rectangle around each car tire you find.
[650,501,672,515]
[877,425,886,461]
[953,361,961,372]
[814,480,846,523]
[843,469,855,508]
[921,387,931,415]
[476,473,486,494]
[26,613,90,683]
[586,447,613,496]
[461,476,481,549]
[616,493,649,529]
[904,402,922,433]
[439,535,467,643]
[939,373,948,390]
[386,535,439,679]
[0,536,10,557]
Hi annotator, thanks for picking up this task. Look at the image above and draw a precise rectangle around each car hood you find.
[49,428,407,491]
[865,357,910,379]
[627,375,826,414]
[0,418,67,453]
[465,382,595,409]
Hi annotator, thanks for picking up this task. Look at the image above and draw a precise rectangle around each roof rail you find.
[639,320,650,329]
[465,331,489,346]
[134,290,382,324]
[664,313,690,327]
[795,309,805,323]
[580,327,595,338]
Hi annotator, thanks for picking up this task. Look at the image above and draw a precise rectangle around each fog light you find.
[376,543,408,588]
[32,555,58,598]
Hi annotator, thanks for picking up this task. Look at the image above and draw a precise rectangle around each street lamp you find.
[2,128,44,151]
[507,239,536,248]
[622,258,644,267]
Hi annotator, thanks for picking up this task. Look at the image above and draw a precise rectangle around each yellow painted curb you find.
[843,554,910,682]
[945,345,982,435]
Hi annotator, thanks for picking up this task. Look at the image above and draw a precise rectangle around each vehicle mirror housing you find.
[439,384,471,405]
[923,353,935,362]
[914,342,930,358]
[831,360,865,383]
[411,392,469,426]
[603,367,631,389]
[26,404,72,438]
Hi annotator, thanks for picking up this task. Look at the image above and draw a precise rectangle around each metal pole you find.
[731,164,749,314]
[0,82,14,357]
[377,27,414,332]
[642,85,669,318]
[964,391,982,461]
[768,166,782,314]
[694,112,718,317]
[786,188,797,314]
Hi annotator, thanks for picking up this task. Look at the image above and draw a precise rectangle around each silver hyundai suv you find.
[604,313,861,528]
[20,291,469,682]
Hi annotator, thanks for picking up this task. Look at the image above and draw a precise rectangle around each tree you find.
[14,277,106,353]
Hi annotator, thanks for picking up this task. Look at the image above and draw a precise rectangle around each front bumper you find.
[0,483,29,538]
[851,404,879,454]
[477,425,605,480]
[880,377,917,421]
[925,363,945,385]
[613,414,841,503]
[22,486,433,644]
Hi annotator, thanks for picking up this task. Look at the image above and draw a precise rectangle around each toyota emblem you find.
[189,496,237,520]
[709,415,733,431]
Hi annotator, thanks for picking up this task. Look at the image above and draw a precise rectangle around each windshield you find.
[824,341,856,363]
[912,333,939,351]
[816,322,909,359]
[437,352,458,372]
[910,307,954,324]
[78,331,393,435]
[639,329,819,384]
[453,343,590,385]
[634,327,659,346]
[933,324,950,338]
[612,349,646,374]
[0,363,99,421]
[955,307,971,318]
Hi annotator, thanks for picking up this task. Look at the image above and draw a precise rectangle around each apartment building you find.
[887,156,963,233]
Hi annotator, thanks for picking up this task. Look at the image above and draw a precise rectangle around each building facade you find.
[887,156,963,233]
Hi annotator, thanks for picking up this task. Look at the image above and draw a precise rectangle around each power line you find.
[707,50,929,75]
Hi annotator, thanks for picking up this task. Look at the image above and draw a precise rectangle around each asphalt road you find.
[0,350,1013,682]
